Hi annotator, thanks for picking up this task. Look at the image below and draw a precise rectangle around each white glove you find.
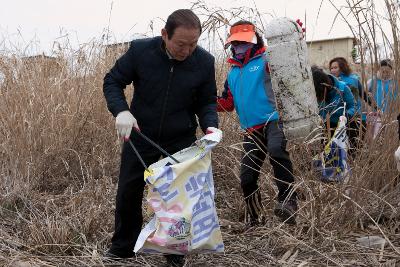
[196,127,222,146]
[395,146,400,172]
[206,127,219,135]
[339,115,347,124]
[115,110,139,141]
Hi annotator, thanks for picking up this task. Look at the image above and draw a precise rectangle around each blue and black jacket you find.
[217,47,278,130]
[319,74,356,125]
[338,73,370,121]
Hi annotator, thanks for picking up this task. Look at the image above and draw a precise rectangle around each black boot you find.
[104,248,135,261]
[164,254,185,267]
[274,198,298,225]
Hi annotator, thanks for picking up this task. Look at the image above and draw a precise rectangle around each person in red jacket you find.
[218,20,298,226]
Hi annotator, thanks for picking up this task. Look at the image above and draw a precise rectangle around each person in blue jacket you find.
[329,57,371,155]
[367,59,398,114]
[311,66,356,136]
[217,20,298,226]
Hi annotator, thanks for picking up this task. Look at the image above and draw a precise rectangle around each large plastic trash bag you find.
[134,129,224,255]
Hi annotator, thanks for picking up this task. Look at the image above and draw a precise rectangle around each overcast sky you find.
[0,0,391,55]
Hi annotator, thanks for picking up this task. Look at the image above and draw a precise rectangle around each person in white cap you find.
[217,20,298,226]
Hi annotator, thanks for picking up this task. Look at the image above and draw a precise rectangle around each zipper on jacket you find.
[239,67,250,128]
[157,64,174,143]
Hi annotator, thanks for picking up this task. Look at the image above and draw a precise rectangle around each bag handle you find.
[127,129,180,171]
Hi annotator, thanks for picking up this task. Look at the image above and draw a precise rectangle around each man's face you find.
[161,26,200,61]
[380,66,393,80]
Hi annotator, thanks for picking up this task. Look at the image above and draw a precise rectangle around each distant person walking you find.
[329,57,372,155]
[367,59,398,115]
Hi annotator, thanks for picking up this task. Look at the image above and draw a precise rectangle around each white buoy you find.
[265,17,321,142]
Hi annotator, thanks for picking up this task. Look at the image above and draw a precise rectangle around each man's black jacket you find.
[103,36,218,150]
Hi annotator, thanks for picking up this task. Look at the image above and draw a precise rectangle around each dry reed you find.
[1,1,400,266]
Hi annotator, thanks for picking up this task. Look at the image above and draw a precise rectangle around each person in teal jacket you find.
[311,66,356,135]
[329,57,371,155]
[217,20,298,226]
[368,59,398,114]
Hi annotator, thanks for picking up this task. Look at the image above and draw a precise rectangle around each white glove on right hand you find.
[115,110,139,141]
[206,127,219,135]
[395,146,400,172]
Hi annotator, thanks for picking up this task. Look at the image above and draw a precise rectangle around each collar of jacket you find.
[328,74,347,98]
[158,37,169,58]
[328,74,340,88]
[228,46,266,67]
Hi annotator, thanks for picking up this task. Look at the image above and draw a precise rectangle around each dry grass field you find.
[1,1,400,266]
